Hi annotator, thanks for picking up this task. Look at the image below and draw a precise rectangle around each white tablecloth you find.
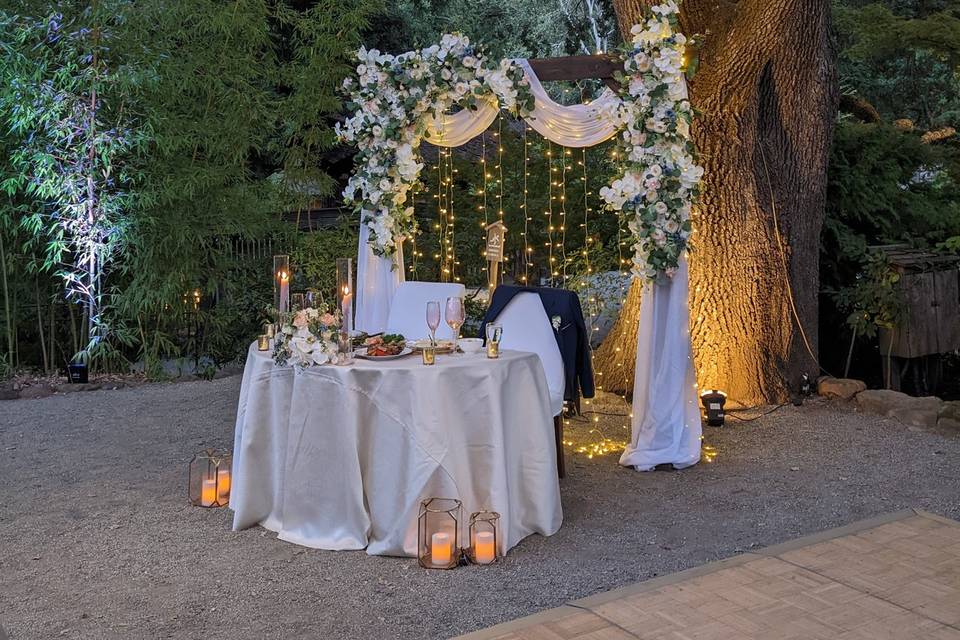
[230,344,563,556]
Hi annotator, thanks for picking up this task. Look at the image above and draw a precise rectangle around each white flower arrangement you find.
[273,306,342,368]
[599,0,703,283]
[336,34,534,260]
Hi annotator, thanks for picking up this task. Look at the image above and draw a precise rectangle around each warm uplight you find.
[700,390,727,426]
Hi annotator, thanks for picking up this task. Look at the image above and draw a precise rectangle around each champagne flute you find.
[445,296,465,355]
[426,301,441,346]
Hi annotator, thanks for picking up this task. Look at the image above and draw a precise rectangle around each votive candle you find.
[257,335,270,351]
[474,531,495,564]
[431,532,452,566]
[201,478,217,507]
[217,468,231,502]
[422,346,436,365]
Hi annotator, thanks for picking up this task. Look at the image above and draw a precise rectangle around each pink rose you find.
[292,310,309,329]
[319,313,337,327]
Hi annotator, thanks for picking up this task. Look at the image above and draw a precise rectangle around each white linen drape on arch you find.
[619,257,701,471]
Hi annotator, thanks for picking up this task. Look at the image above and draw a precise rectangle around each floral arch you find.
[336,0,705,471]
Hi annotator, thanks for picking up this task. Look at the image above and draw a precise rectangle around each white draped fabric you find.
[514,59,622,148]
[231,345,562,556]
[424,96,500,148]
[619,257,701,471]
[355,222,404,335]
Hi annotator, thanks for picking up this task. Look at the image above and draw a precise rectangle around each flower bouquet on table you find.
[272,305,341,368]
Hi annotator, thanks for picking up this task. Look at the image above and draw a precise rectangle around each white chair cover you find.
[491,292,565,417]
[355,222,404,335]
[619,257,701,471]
[385,281,466,341]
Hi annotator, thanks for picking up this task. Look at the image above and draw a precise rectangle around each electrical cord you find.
[725,402,790,422]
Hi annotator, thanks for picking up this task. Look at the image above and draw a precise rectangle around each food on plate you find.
[364,333,405,357]
[351,331,370,347]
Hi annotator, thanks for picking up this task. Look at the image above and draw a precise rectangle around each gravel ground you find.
[1,376,958,640]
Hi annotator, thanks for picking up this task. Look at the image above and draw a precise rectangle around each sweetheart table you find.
[230,343,563,557]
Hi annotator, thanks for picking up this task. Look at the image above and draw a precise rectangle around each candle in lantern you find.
[278,271,290,314]
[341,285,352,331]
[431,532,452,567]
[473,531,495,564]
[201,478,217,507]
[217,468,231,502]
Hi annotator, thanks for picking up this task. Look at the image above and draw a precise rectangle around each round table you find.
[230,343,563,557]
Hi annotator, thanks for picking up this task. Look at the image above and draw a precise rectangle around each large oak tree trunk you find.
[594,0,837,405]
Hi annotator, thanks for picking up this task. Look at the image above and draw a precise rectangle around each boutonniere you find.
[551,315,562,331]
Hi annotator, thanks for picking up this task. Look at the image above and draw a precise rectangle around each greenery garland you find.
[600,0,703,282]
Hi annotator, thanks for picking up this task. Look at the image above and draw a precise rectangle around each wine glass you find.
[426,301,441,346]
[445,296,465,355]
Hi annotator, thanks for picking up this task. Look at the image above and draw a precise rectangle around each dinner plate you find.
[353,347,414,361]
[407,339,455,353]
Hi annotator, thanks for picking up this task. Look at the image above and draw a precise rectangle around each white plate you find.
[408,339,454,352]
[354,347,414,361]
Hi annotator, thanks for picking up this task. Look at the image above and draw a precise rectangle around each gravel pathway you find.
[0,377,957,640]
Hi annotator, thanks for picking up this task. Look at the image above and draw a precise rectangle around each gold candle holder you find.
[485,323,502,359]
[257,335,270,351]
[421,346,436,365]
[264,323,276,339]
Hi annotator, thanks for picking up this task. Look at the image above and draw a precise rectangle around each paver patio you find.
[457,510,960,640]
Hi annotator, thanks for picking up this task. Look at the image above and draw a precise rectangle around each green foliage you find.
[829,252,906,337]
[291,217,360,301]
[0,0,373,374]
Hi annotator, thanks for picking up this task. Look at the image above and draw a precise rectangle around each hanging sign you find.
[485,221,507,263]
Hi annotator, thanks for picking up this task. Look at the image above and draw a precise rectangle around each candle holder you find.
[336,258,354,335]
[485,323,503,359]
[257,335,270,351]
[417,498,462,569]
[291,293,306,312]
[421,346,436,365]
[273,255,291,315]
[467,510,500,565]
[336,330,354,365]
[188,449,232,508]
[264,322,276,339]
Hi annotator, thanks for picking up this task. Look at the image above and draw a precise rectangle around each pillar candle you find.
[279,273,290,314]
[341,286,352,333]
[474,531,495,564]
[431,532,452,567]
[201,478,217,507]
[217,468,231,502]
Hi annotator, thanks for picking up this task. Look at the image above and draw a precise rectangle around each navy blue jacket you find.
[479,285,595,403]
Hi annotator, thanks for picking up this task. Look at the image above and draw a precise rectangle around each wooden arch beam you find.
[526,54,621,91]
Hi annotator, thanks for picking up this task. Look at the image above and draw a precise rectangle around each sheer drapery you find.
[355,221,404,334]
[619,257,701,471]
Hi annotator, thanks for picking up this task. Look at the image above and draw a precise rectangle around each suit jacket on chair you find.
[479,285,596,403]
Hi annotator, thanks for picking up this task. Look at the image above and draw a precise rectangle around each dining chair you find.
[385,281,467,341]
[488,292,568,477]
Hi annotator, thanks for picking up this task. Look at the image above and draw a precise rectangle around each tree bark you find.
[596,0,837,405]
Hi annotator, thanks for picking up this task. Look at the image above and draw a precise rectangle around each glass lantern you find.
[188,450,232,508]
[417,498,462,569]
[336,258,354,334]
[467,511,500,565]
[273,255,290,316]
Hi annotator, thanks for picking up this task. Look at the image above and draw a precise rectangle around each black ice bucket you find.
[67,363,88,384]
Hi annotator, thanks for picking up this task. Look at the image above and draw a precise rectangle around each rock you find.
[817,377,866,400]
[939,401,960,432]
[19,384,54,400]
[855,389,942,428]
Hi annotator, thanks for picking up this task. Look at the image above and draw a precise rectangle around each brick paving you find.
[456,510,960,640]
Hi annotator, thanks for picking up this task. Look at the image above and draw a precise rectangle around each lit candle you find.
[341,285,352,332]
[257,334,270,351]
[278,272,290,314]
[431,532,452,567]
[201,478,217,507]
[217,468,231,503]
[474,531,495,564]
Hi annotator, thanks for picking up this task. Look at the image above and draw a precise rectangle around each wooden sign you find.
[485,220,507,263]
